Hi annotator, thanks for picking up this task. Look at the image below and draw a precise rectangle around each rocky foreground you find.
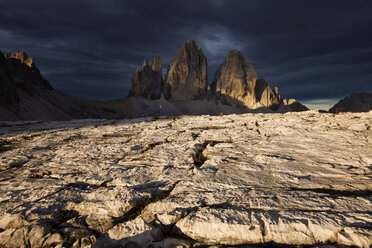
[0,111,371,247]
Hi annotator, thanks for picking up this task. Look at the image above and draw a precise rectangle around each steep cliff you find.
[255,79,281,109]
[212,49,258,108]
[129,55,163,100]
[163,40,208,102]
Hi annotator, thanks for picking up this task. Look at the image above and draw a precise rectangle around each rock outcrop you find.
[255,79,281,108]
[2,51,35,68]
[1,51,52,96]
[0,50,125,121]
[128,55,163,100]
[329,92,372,113]
[212,49,258,108]
[126,40,308,113]
[163,40,208,102]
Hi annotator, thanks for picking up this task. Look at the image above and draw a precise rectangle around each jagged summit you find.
[129,55,163,100]
[149,55,161,72]
[1,51,35,68]
[0,50,52,104]
[212,49,258,108]
[141,59,148,67]
[163,39,208,102]
[127,40,305,112]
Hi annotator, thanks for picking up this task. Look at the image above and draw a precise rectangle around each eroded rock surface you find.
[0,111,371,247]
[163,40,208,102]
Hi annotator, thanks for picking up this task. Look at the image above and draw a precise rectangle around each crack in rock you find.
[193,142,209,167]
[289,187,372,198]
[112,181,180,227]
[192,140,234,167]
[141,141,165,154]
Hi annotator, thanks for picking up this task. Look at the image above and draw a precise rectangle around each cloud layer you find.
[0,0,371,101]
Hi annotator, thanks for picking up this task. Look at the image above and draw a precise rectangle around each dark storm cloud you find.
[0,0,371,103]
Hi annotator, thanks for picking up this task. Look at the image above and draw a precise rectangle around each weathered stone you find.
[255,79,281,108]
[329,92,372,113]
[163,40,208,101]
[212,49,258,108]
[0,213,28,229]
[0,225,50,248]
[0,112,371,247]
[129,55,163,100]
[44,233,64,247]
[85,213,114,233]
[94,217,163,247]
[72,235,96,248]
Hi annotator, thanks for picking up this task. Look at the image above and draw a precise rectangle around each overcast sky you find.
[0,0,371,108]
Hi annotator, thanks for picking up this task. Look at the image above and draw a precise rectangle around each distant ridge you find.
[329,92,372,113]
[0,51,124,121]
[1,40,309,121]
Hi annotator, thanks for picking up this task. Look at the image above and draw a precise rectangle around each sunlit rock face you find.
[163,40,208,102]
[3,51,35,68]
[128,55,163,100]
[0,111,371,247]
[212,49,258,108]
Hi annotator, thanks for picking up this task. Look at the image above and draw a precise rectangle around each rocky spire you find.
[150,55,162,72]
[163,40,208,102]
[212,49,258,108]
[142,59,148,67]
[255,79,281,109]
[128,55,163,100]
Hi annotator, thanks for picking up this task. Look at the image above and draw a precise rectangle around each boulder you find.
[128,55,163,100]
[163,40,208,102]
[212,49,258,108]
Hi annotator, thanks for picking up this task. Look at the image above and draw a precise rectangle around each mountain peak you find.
[163,40,208,102]
[149,55,162,72]
[2,51,35,68]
